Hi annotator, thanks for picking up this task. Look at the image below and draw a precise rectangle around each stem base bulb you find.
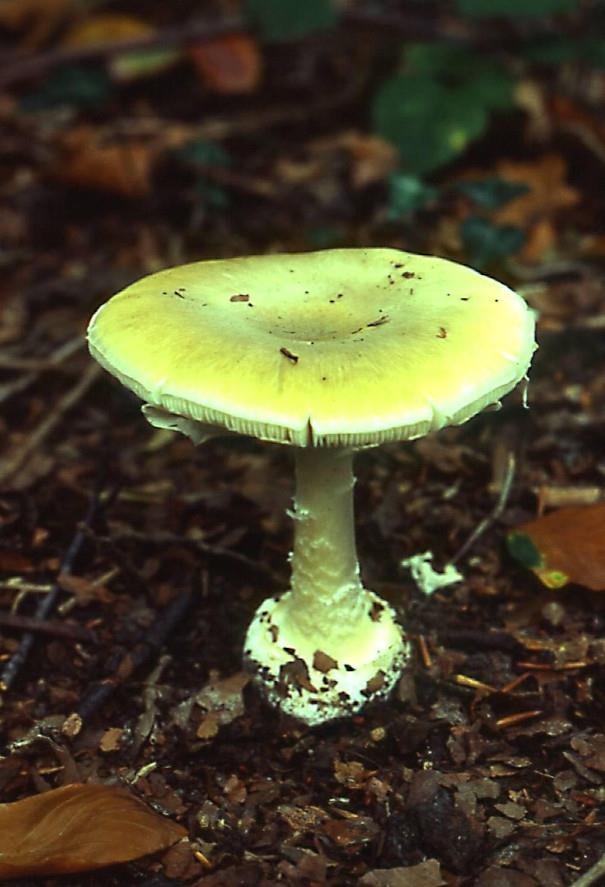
[244,589,409,725]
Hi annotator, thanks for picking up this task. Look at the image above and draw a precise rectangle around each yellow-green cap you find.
[87,248,536,447]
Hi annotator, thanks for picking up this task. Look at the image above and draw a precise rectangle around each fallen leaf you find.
[0,0,73,48]
[358,859,446,886]
[336,131,398,189]
[195,670,250,738]
[493,155,579,263]
[189,34,262,94]
[508,503,605,590]
[56,126,158,198]
[322,814,379,847]
[62,13,153,47]
[110,48,182,82]
[0,783,186,881]
[99,727,123,753]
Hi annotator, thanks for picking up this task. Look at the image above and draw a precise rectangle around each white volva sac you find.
[87,248,537,725]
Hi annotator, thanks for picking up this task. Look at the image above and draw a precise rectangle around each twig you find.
[0,611,93,641]
[448,451,516,566]
[440,629,523,655]
[0,361,101,487]
[0,336,84,371]
[0,485,103,692]
[0,371,38,405]
[75,588,192,722]
[570,853,605,887]
[97,526,281,582]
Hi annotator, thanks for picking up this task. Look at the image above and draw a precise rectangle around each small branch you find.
[0,611,93,641]
[447,451,516,566]
[0,361,101,488]
[0,484,103,692]
[75,588,192,722]
[570,854,605,887]
[96,526,282,582]
[0,336,84,371]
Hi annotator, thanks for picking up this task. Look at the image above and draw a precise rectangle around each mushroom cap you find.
[87,248,536,447]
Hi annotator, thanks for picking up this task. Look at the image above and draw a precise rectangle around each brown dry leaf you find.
[322,814,379,847]
[359,859,446,886]
[56,126,158,198]
[508,503,605,591]
[0,0,73,48]
[550,94,605,165]
[279,804,327,833]
[493,155,579,263]
[570,734,605,772]
[57,571,113,604]
[195,670,250,738]
[312,130,398,189]
[334,759,375,789]
[62,13,153,47]
[0,783,186,881]
[337,131,398,189]
[99,727,123,753]
[189,34,262,95]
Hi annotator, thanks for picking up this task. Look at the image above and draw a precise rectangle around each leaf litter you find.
[1,0,605,884]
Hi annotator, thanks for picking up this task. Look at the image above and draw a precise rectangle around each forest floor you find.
[2,2,605,885]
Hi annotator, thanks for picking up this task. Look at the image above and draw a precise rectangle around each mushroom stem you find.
[289,447,365,645]
[244,445,409,724]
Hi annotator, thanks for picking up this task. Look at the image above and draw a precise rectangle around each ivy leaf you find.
[372,45,513,175]
[20,66,111,111]
[387,173,438,218]
[373,77,488,175]
[455,178,530,210]
[456,0,577,17]
[175,140,231,167]
[175,140,231,210]
[524,35,605,68]
[405,43,514,107]
[0,783,186,880]
[245,0,337,42]
[461,216,525,267]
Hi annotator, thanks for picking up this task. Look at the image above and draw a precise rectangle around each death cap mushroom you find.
[87,248,535,445]
[88,248,535,724]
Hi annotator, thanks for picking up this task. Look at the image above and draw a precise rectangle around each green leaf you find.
[507,531,544,569]
[372,76,487,175]
[372,44,513,175]
[460,70,514,111]
[523,35,579,64]
[109,47,181,81]
[456,0,577,17]
[524,35,605,67]
[581,37,605,68]
[196,181,230,209]
[387,173,438,218]
[245,0,337,42]
[176,140,231,167]
[455,178,529,210]
[20,66,111,112]
[405,44,514,107]
[461,216,525,267]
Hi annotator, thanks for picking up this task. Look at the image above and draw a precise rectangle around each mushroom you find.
[87,248,536,725]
